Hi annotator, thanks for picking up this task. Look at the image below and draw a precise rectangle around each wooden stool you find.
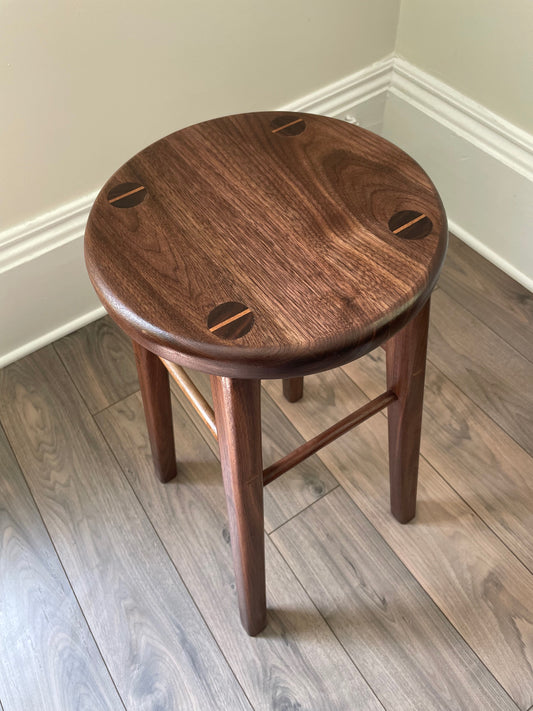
[85,112,447,636]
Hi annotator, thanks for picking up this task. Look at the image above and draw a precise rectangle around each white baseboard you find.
[0,307,106,370]
[383,59,533,292]
[448,219,533,293]
[283,55,393,133]
[0,193,96,274]
[390,58,533,181]
[1,56,531,367]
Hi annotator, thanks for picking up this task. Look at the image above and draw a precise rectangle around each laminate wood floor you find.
[1,235,532,710]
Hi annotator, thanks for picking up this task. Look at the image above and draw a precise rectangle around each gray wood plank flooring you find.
[0,350,251,711]
[1,236,532,710]
[0,425,125,711]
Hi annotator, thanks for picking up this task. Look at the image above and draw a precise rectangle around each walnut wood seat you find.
[85,111,448,636]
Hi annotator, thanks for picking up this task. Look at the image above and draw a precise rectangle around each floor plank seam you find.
[266,483,341,536]
[90,388,142,417]
[424,353,532,459]
[269,525,388,711]
[278,437,525,707]
[295,481,522,709]
[52,342,97,412]
[92,412,254,709]
[53,339,141,417]
[339,365,533,575]
[421,451,533,577]
[436,285,533,366]
[0,421,128,711]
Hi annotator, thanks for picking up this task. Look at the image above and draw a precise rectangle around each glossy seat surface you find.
[85,111,447,378]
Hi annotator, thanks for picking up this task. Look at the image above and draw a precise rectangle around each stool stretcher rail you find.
[160,359,218,439]
[263,390,397,485]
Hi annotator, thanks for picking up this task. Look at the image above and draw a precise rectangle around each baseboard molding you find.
[283,55,393,130]
[1,56,531,367]
[0,306,106,370]
[0,193,96,275]
[390,58,533,182]
[382,61,533,291]
[448,219,533,293]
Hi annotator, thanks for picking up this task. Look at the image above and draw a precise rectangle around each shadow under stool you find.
[85,111,448,636]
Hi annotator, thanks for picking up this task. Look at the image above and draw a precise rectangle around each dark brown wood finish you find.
[386,299,430,523]
[210,376,266,635]
[283,376,304,402]
[132,341,177,482]
[84,111,447,637]
[85,111,447,379]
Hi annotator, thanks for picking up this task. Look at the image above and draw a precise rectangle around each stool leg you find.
[282,377,304,402]
[132,341,177,483]
[386,299,430,523]
[211,376,266,636]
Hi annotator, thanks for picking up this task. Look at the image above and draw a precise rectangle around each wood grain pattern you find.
[428,289,533,456]
[0,348,251,711]
[344,349,533,573]
[0,426,124,711]
[133,341,177,482]
[85,111,447,379]
[438,234,533,362]
[386,299,430,522]
[272,487,519,711]
[96,391,382,710]
[53,315,139,414]
[282,376,304,403]
[263,368,533,708]
[210,376,266,635]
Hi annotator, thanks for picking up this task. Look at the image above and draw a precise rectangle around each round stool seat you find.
[85,111,447,379]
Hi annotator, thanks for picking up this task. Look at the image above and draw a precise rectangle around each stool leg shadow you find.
[282,377,304,402]
[211,375,267,636]
[132,340,177,483]
[386,299,430,524]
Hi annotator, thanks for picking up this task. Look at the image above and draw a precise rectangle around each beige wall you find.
[396,0,533,133]
[1,0,400,231]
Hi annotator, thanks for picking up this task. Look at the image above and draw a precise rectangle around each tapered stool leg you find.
[211,376,266,636]
[386,299,430,523]
[283,377,304,402]
[132,341,177,483]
